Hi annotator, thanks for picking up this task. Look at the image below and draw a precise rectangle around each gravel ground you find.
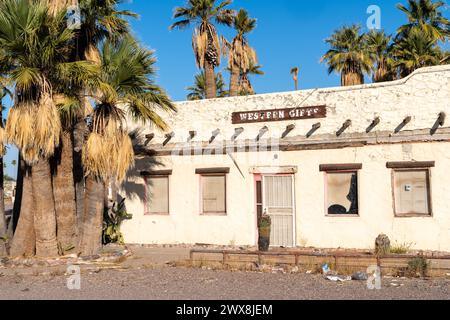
[0,267,449,300]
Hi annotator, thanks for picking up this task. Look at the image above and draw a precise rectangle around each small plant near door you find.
[258,214,271,252]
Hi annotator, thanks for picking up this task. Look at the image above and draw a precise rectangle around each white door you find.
[262,175,295,247]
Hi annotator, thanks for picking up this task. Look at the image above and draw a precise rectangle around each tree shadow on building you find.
[118,128,164,205]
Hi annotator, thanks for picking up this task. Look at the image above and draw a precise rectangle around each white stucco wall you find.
[121,65,450,251]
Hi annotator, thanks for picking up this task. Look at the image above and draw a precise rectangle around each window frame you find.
[390,167,433,218]
[199,172,228,216]
[143,173,171,216]
[321,164,361,217]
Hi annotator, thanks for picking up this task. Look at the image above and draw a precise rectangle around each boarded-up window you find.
[146,176,169,214]
[326,172,358,215]
[201,175,226,214]
[393,170,431,216]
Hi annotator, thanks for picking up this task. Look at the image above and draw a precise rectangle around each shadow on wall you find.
[119,128,163,205]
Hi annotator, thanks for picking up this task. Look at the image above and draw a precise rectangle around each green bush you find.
[103,199,133,245]
[407,256,428,278]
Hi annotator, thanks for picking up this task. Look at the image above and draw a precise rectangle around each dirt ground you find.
[0,267,449,300]
[1,246,449,300]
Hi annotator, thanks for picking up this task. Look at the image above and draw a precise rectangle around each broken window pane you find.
[393,170,430,215]
[327,172,358,215]
[146,176,169,214]
[202,175,226,213]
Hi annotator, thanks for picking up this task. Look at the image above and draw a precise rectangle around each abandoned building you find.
[121,65,450,252]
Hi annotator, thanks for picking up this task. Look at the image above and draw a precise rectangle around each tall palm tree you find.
[42,0,137,254]
[46,0,82,254]
[0,0,97,257]
[187,71,228,100]
[73,1,138,238]
[321,25,373,86]
[290,67,299,90]
[239,63,263,95]
[393,27,443,77]
[222,9,257,96]
[365,30,397,82]
[170,0,234,99]
[79,37,175,255]
[397,0,450,41]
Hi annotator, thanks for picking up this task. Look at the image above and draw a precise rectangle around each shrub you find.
[103,199,133,245]
[390,241,414,254]
[407,256,428,278]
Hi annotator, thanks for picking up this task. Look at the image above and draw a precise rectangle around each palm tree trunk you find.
[52,132,77,252]
[12,154,24,232]
[79,175,104,256]
[9,172,35,257]
[342,71,364,86]
[229,63,240,97]
[204,60,217,99]
[294,79,298,91]
[32,158,58,257]
[73,117,87,237]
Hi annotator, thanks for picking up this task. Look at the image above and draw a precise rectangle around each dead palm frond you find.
[47,0,78,16]
[0,127,6,156]
[239,63,263,96]
[0,0,81,163]
[83,36,175,183]
[34,89,62,159]
[170,0,234,98]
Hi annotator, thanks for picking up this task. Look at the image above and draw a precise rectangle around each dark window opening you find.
[326,171,359,215]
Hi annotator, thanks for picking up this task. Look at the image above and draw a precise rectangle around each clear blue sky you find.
[119,0,448,100]
[2,0,449,178]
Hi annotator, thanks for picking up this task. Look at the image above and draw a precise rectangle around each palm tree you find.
[170,0,234,99]
[222,9,257,96]
[397,0,450,41]
[365,30,398,82]
[290,67,299,90]
[187,71,228,100]
[239,63,263,95]
[393,27,442,77]
[79,37,175,255]
[42,0,137,254]
[0,0,97,257]
[321,25,373,86]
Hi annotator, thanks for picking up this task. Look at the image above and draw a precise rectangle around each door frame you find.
[254,173,296,248]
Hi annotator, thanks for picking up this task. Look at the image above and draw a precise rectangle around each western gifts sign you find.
[231,106,327,124]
